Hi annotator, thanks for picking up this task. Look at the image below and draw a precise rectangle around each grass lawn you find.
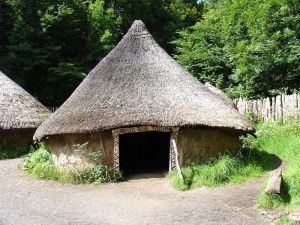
[255,122,300,210]
[168,137,272,190]
[169,122,300,212]
[273,216,295,225]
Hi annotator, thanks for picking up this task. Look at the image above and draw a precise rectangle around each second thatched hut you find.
[0,71,51,149]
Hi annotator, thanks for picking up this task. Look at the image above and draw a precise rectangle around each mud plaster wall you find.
[0,129,35,148]
[46,131,114,168]
[177,127,241,166]
[46,127,241,169]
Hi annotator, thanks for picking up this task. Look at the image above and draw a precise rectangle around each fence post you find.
[235,94,300,123]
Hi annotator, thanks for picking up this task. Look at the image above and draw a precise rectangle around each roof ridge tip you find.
[132,19,145,25]
[128,20,149,34]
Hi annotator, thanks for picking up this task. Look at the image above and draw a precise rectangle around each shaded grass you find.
[252,123,300,210]
[23,143,121,184]
[168,147,272,190]
[257,178,291,209]
[0,145,30,159]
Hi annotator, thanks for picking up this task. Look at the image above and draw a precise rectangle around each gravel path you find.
[0,158,272,225]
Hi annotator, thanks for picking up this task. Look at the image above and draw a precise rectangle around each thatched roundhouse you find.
[0,71,50,148]
[34,20,253,175]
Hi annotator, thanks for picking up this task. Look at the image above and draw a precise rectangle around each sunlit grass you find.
[169,146,272,190]
[254,122,300,210]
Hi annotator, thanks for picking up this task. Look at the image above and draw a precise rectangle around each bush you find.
[72,165,121,184]
[0,144,31,159]
[23,143,121,184]
[244,112,262,126]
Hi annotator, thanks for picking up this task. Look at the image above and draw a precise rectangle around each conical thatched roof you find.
[34,20,253,140]
[0,71,51,130]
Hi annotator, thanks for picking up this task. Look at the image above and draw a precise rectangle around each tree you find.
[174,0,300,99]
[0,0,120,106]
[0,0,203,106]
[0,0,14,61]
[108,0,203,52]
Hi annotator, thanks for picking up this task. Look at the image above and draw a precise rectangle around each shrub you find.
[72,165,121,184]
[0,144,31,159]
[245,112,262,126]
[23,143,65,180]
[23,143,121,184]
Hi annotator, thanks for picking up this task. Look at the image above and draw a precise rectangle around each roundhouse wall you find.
[177,127,241,166]
[46,131,114,168]
[0,129,36,148]
[45,127,241,169]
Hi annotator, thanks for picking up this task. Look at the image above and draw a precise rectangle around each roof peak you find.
[131,20,146,28]
[128,20,150,37]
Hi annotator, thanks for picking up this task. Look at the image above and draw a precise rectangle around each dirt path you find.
[0,159,272,225]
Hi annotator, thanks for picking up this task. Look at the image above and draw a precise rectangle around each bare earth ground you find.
[0,158,272,225]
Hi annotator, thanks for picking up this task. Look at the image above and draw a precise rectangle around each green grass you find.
[257,191,284,209]
[168,147,272,190]
[252,122,300,210]
[0,144,30,159]
[23,143,121,184]
[273,216,295,225]
[170,122,300,211]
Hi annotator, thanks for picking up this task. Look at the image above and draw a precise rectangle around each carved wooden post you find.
[169,128,183,179]
[112,129,120,171]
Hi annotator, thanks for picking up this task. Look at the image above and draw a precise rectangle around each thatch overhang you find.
[0,71,51,130]
[34,20,254,140]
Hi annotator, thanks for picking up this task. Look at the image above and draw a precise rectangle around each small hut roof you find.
[34,20,253,140]
[0,71,51,130]
[204,82,237,109]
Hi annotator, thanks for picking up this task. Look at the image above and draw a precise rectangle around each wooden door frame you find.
[112,126,182,178]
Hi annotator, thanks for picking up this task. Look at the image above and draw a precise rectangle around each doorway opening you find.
[119,131,170,176]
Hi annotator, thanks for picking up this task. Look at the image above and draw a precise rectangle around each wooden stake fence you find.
[48,94,300,123]
[234,94,300,122]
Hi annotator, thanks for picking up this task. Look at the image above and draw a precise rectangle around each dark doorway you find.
[119,131,170,176]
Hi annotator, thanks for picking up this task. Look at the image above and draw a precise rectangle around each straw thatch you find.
[0,71,51,130]
[34,20,253,140]
[204,82,237,109]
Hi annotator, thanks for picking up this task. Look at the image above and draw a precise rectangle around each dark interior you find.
[119,131,170,176]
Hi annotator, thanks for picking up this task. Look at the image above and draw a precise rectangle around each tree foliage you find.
[2,0,298,104]
[174,0,300,99]
[109,0,202,52]
[0,0,202,106]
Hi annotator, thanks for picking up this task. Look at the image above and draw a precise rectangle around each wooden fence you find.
[234,94,300,122]
[48,94,300,123]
